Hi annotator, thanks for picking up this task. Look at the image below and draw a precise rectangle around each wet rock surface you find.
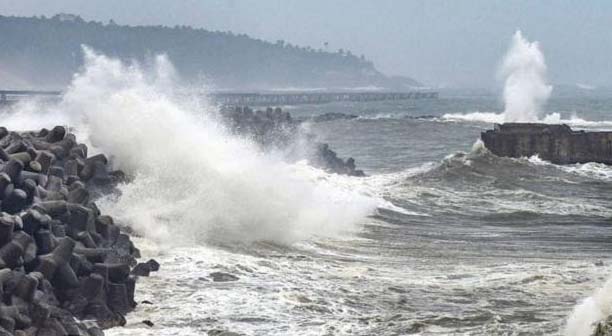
[594,316,612,336]
[481,123,612,164]
[0,125,157,335]
[221,106,365,176]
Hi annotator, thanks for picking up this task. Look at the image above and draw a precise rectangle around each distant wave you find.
[357,113,397,120]
[441,111,612,128]
[440,111,505,123]
[526,155,612,182]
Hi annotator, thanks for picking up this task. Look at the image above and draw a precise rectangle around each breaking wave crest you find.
[441,111,612,129]
[1,47,378,245]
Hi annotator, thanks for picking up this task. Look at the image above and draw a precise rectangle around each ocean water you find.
[103,95,612,336]
[3,50,612,335]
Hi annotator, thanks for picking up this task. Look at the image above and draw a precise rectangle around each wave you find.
[440,111,505,124]
[373,142,612,219]
[2,47,379,246]
[564,276,612,336]
[441,111,612,129]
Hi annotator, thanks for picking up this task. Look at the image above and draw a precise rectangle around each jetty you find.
[481,123,612,164]
[0,89,438,107]
[0,90,62,105]
[211,91,438,106]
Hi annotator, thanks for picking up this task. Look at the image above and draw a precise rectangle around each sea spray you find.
[3,47,378,245]
[500,30,553,122]
[564,276,612,336]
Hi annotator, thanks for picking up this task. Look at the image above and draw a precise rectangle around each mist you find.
[1,0,612,88]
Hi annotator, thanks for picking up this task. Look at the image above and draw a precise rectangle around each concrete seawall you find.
[481,123,612,164]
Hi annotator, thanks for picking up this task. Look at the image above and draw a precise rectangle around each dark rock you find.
[2,159,23,182]
[0,124,146,333]
[94,263,130,283]
[209,272,239,282]
[141,320,154,327]
[146,259,160,272]
[0,214,15,246]
[222,106,366,176]
[0,148,9,163]
[45,126,66,143]
[3,188,28,213]
[0,231,34,269]
[311,112,359,122]
[131,263,151,277]
[106,282,130,314]
[34,151,55,174]
[208,330,242,336]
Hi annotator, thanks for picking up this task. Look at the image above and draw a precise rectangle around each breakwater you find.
[0,125,156,335]
[212,91,438,106]
[222,106,365,176]
[481,123,612,164]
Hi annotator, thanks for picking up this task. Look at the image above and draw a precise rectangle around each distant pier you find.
[211,91,438,106]
[1,89,438,107]
[0,90,62,105]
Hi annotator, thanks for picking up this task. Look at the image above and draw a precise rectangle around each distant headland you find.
[0,14,422,91]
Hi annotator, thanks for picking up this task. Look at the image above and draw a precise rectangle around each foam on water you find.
[565,275,612,336]
[441,111,612,129]
[2,47,378,245]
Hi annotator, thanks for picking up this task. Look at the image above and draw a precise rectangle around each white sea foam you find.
[441,111,505,124]
[441,111,612,129]
[2,47,378,245]
[565,275,612,336]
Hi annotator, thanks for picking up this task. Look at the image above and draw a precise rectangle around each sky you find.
[1,0,611,88]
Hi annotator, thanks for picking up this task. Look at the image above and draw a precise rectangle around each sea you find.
[3,51,612,336]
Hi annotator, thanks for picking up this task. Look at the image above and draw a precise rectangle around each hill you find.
[0,14,421,90]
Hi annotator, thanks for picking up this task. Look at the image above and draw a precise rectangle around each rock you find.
[131,263,151,277]
[594,315,612,336]
[311,112,359,122]
[0,124,148,333]
[34,151,55,174]
[208,330,242,336]
[141,320,154,327]
[106,282,130,314]
[209,272,239,282]
[94,263,130,283]
[45,126,66,143]
[146,259,160,272]
[222,106,366,176]
[2,159,24,182]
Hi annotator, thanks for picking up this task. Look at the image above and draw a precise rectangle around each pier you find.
[1,89,438,107]
[0,90,62,104]
[211,91,438,106]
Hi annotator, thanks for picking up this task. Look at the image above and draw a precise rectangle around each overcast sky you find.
[1,0,611,88]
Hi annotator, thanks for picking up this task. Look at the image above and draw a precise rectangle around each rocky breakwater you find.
[221,106,365,176]
[0,125,157,335]
[481,123,612,164]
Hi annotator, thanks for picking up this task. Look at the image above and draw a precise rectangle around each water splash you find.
[564,276,612,336]
[2,47,378,245]
[500,30,553,122]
